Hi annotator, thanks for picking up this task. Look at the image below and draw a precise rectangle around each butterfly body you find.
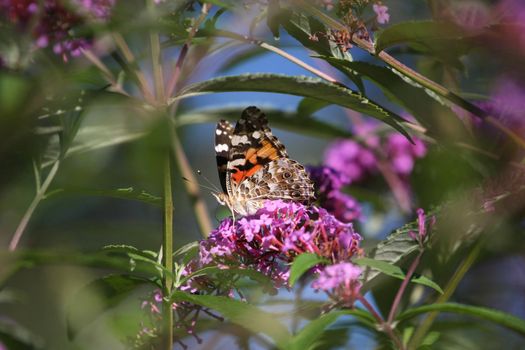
[214,106,315,216]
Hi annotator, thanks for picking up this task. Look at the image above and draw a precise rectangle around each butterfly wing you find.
[215,119,234,193]
[226,106,287,188]
[236,157,315,205]
[227,106,315,213]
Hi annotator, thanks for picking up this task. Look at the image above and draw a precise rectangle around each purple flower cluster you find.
[1,0,115,61]
[199,200,362,289]
[324,122,427,184]
[307,165,362,223]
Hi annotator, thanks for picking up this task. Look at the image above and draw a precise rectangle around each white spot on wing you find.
[216,129,222,135]
[215,144,229,152]
[231,135,249,146]
[252,131,261,139]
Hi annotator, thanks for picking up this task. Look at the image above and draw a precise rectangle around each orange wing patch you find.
[231,140,280,185]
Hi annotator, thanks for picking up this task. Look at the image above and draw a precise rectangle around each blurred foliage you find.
[0,0,524,349]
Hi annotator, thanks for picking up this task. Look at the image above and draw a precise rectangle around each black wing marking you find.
[215,119,233,193]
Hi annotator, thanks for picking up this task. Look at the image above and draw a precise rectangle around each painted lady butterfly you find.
[213,106,315,216]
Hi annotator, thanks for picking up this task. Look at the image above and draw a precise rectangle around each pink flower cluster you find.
[1,0,115,61]
[312,262,363,307]
[199,200,363,290]
[324,122,427,184]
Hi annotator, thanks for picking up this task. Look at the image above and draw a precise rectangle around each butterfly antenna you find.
[196,170,221,193]
[181,176,218,193]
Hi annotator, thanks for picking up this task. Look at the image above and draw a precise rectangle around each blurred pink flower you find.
[312,262,363,306]
[373,3,390,24]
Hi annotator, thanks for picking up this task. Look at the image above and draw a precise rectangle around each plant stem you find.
[148,4,165,102]
[111,32,156,104]
[408,241,482,349]
[171,129,213,237]
[9,160,60,251]
[166,3,212,98]
[214,30,342,86]
[387,249,424,324]
[358,295,405,350]
[162,154,174,349]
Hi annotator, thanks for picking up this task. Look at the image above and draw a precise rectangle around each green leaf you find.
[45,187,162,206]
[176,105,354,139]
[289,253,328,287]
[102,244,157,259]
[67,274,153,339]
[375,21,466,53]
[170,291,292,349]
[296,98,329,116]
[173,241,200,265]
[289,310,376,350]
[319,58,467,138]
[267,0,281,39]
[354,257,443,294]
[278,11,364,91]
[397,303,525,337]
[181,266,273,290]
[361,209,438,289]
[175,74,409,137]
[217,47,268,73]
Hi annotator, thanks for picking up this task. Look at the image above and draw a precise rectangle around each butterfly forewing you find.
[215,119,233,193]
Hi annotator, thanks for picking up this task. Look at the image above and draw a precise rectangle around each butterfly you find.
[213,106,315,216]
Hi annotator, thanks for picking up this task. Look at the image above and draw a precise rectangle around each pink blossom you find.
[312,262,363,306]
[373,3,390,24]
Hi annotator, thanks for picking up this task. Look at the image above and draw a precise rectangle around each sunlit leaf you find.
[175,74,409,137]
[170,291,292,349]
[354,257,443,294]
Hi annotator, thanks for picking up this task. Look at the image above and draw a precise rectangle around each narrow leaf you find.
[170,291,292,349]
[320,58,467,138]
[176,105,354,139]
[296,98,329,116]
[175,74,409,137]
[289,310,376,350]
[354,257,443,294]
[375,21,466,53]
[45,187,162,206]
[397,303,525,337]
[289,253,327,287]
